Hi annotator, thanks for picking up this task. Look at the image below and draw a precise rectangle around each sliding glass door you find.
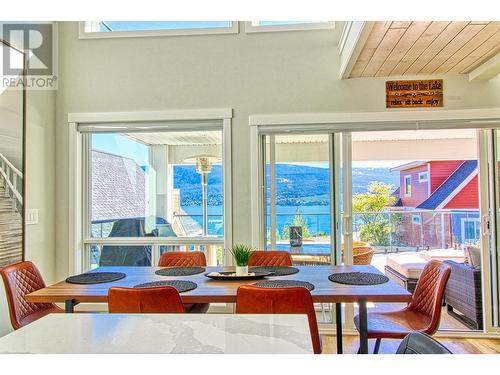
[262,133,334,265]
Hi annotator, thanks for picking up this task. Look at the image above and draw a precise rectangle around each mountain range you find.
[174,164,400,206]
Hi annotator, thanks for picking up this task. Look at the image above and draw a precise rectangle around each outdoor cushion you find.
[386,253,427,279]
[465,246,481,270]
[419,249,465,262]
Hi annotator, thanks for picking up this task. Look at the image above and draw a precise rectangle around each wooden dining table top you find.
[26,265,412,304]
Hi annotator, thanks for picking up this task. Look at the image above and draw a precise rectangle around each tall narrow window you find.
[404,175,412,196]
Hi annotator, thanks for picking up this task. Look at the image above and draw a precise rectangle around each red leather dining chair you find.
[353,259,451,354]
[157,251,209,313]
[236,285,322,354]
[158,251,207,267]
[248,251,293,266]
[108,286,185,313]
[0,261,63,330]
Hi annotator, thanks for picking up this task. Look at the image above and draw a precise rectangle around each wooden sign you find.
[386,79,443,108]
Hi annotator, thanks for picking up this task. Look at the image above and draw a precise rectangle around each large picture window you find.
[78,119,230,270]
[89,130,223,239]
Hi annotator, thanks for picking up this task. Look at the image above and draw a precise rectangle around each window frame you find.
[68,109,233,273]
[411,214,422,225]
[79,21,239,39]
[418,171,429,183]
[404,175,412,197]
[244,21,335,34]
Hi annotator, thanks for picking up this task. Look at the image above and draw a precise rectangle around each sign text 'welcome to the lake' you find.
[386,79,443,108]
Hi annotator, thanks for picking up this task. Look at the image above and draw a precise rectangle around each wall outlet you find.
[25,209,39,225]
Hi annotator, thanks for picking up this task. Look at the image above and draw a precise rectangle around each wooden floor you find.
[0,186,22,268]
[322,335,500,354]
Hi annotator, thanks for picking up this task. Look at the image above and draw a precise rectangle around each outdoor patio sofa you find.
[443,259,483,330]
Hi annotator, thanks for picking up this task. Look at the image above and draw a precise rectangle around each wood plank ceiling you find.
[349,21,500,78]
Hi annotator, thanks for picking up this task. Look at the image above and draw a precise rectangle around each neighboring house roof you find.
[91,150,146,222]
[389,161,426,172]
[391,187,403,206]
[416,160,478,210]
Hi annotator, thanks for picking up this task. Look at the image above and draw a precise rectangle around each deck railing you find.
[266,209,480,253]
[0,153,23,212]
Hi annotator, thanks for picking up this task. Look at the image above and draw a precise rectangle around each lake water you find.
[182,205,331,237]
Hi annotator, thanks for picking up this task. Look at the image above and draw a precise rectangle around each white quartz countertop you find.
[0,313,312,354]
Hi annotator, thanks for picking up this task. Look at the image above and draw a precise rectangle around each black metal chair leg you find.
[336,303,343,354]
[373,338,382,354]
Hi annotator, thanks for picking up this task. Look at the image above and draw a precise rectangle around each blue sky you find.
[100,21,231,32]
[92,134,149,166]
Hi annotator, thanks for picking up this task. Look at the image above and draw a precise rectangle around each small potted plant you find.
[230,244,253,276]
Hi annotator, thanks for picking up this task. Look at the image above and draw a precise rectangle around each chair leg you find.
[373,338,381,354]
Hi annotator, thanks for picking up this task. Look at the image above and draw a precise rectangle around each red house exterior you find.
[393,160,478,209]
[391,160,479,249]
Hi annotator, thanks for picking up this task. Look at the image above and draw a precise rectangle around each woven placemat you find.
[155,267,206,277]
[249,266,299,276]
[328,272,389,285]
[66,272,126,284]
[133,280,197,293]
[253,279,314,291]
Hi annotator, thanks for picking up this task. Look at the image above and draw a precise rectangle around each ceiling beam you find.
[468,52,500,81]
[338,21,374,80]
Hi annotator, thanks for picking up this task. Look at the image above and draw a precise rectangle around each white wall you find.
[0,89,56,336]
[54,21,500,279]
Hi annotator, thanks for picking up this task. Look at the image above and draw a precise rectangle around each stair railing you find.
[0,153,23,212]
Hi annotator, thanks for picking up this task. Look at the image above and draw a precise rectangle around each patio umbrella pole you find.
[202,172,208,236]
[196,157,213,237]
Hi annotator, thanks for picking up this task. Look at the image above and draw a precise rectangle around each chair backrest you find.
[236,285,321,354]
[352,246,374,265]
[408,259,451,334]
[396,332,452,354]
[248,251,293,267]
[158,251,207,267]
[108,286,185,313]
[0,261,56,330]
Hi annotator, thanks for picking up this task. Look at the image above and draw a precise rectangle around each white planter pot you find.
[235,265,249,276]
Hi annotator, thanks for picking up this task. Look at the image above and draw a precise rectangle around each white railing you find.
[0,153,23,211]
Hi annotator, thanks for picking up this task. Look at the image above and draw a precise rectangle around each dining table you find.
[0,313,312,353]
[25,264,412,354]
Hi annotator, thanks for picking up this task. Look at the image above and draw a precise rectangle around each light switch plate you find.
[25,209,39,225]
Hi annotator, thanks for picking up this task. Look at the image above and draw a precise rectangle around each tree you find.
[281,212,310,239]
[353,182,396,246]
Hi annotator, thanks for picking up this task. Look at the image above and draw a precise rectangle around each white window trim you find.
[412,214,422,225]
[404,175,412,197]
[79,21,239,39]
[68,108,233,274]
[461,217,481,243]
[244,21,335,34]
[418,171,429,183]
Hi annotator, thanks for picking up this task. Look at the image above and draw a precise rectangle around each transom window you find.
[80,21,238,38]
[245,21,335,33]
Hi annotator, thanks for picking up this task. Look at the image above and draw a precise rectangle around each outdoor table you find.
[26,265,412,354]
[0,313,312,354]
